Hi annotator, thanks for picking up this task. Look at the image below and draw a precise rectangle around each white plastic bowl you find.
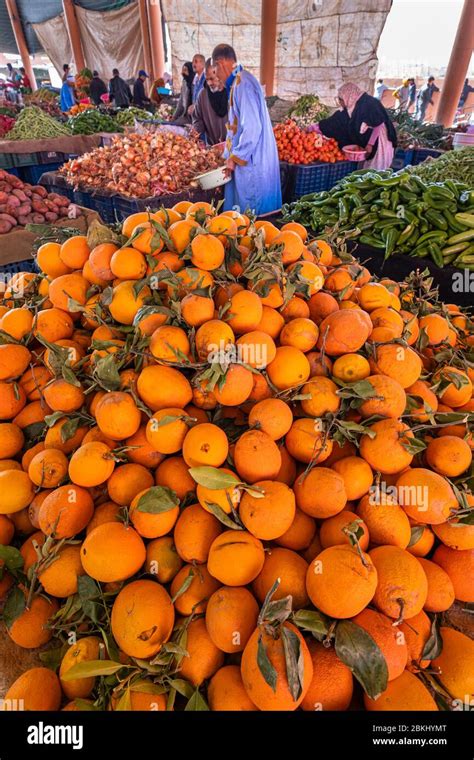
[195,165,231,189]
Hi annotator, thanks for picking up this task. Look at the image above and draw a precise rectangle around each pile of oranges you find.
[274,120,345,164]
[0,202,473,712]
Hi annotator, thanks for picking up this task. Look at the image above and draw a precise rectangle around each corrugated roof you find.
[0,0,132,56]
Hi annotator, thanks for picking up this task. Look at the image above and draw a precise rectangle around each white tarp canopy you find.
[32,1,145,81]
[162,0,392,100]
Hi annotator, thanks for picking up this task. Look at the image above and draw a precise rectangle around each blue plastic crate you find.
[411,148,443,165]
[6,167,20,177]
[391,148,414,170]
[328,160,360,186]
[280,161,331,202]
[39,171,74,201]
[20,162,63,185]
[0,259,39,275]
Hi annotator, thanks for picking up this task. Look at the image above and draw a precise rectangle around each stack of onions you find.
[60,131,224,198]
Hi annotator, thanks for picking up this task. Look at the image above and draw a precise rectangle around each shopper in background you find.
[458,79,474,109]
[189,54,206,115]
[150,76,166,106]
[415,76,439,122]
[212,43,281,215]
[172,62,194,124]
[337,82,397,169]
[109,68,132,108]
[393,79,410,111]
[133,70,152,109]
[60,74,76,112]
[89,71,107,106]
[62,64,70,83]
[408,78,417,112]
[375,78,389,100]
[192,59,228,145]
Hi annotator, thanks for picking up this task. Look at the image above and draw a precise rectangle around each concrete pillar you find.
[5,0,37,90]
[435,0,474,126]
[260,0,278,96]
[148,0,166,79]
[138,0,154,78]
[62,0,86,73]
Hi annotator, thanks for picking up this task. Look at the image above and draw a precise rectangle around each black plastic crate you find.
[411,148,443,165]
[113,186,223,222]
[39,171,74,201]
[20,162,63,185]
[391,148,414,170]
[37,150,69,164]
[70,188,115,223]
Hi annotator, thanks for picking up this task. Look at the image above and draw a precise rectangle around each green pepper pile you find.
[282,168,474,269]
[115,107,154,126]
[68,110,123,135]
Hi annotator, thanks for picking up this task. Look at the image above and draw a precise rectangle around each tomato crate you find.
[328,160,361,185]
[280,161,332,203]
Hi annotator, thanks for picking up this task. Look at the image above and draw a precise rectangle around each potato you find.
[31,185,47,198]
[31,213,45,223]
[17,203,31,216]
[0,191,8,204]
[44,212,59,222]
[32,200,48,213]
[0,213,17,226]
[12,189,28,202]
[0,220,12,234]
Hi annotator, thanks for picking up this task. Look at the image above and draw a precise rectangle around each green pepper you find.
[455,212,474,229]
[359,235,385,248]
[398,223,416,245]
[446,229,474,245]
[379,209,399,219]
[416,230,448,245]
[425,209,448,230]
[425,185,456,201]
[443,210,468,233]
[441,241,470,256]
[390,190,400,212]
[428,242,444,268]
[384,227,400,260]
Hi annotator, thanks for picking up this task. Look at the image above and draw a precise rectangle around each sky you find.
[377,0,471,73]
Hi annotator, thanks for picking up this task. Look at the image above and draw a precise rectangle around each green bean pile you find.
[7,106,71,140]
[409,147,474,186]
[281,168,474,269]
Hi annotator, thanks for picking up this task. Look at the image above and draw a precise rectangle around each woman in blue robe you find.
[212,44,281,216]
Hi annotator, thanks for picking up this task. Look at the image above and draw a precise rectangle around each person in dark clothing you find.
[415,76,439,122]
[316,108,353,147]
[62,64,70,83]
[109,68,132,108]
[338,83,397,169]
[192,59,228,144]
[89,71,107,106]
[172,62,194,124]
[459,79,474,108]
[133,70,151,108]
